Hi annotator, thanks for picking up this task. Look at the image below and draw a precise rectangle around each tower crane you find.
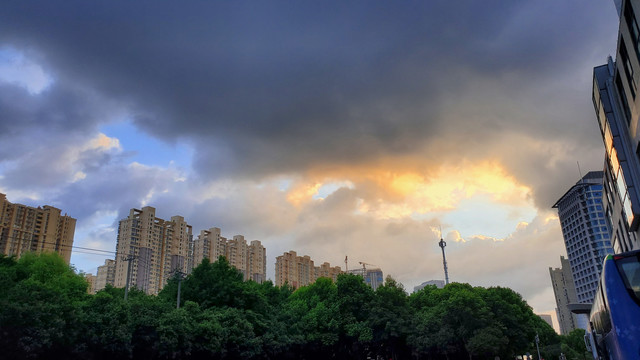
[358,261,377,270]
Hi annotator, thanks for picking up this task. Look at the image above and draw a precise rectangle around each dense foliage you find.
[0,253,584,359]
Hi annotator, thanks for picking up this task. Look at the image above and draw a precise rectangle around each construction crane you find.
[358,261,377,270]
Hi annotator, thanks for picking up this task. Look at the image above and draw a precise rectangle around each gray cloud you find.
[0,1,618,189]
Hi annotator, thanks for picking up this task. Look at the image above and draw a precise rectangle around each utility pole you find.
[123,254,137,301]
[174,269,185,309]
[345,255,348,272]
[535,333,541,360]
[438,229,449,285]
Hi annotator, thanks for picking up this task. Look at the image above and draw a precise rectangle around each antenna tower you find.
[438,227,450,285]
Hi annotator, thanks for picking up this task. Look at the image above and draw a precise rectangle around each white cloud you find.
[0,47,52,94]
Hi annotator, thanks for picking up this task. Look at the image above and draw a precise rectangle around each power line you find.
[5,235,116,255]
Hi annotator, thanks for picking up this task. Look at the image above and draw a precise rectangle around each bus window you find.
[615,255,640,303]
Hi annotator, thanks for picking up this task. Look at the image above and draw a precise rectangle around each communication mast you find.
[438,228,450,285]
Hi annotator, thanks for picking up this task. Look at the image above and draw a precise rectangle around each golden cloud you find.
[284,158,533,219]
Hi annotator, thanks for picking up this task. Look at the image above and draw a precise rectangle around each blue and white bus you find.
[586,249,640,359]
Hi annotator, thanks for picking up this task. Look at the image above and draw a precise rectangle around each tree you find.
[283,277,340,358]
[81,285,133,359]
[368,276,411,360]
[0,252,89,359]
[561,328,590,360]
[160,257,245,310]
[335,273,374,358]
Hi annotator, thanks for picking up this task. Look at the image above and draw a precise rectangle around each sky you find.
[0,1,621,322]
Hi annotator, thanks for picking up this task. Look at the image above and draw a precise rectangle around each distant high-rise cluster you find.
[275,250,342,289]
[193,228,266,283]
[107,206,267,295]
[0,193,76,263]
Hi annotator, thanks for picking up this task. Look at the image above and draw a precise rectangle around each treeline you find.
[0,253,589,360]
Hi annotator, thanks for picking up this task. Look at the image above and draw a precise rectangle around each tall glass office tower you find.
[553,172,615,303]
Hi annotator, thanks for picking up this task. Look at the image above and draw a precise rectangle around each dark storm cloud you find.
[0,1,616,179]
[0,83,108,143]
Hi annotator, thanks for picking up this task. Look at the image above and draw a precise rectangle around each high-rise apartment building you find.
[592,0,640,253]
[275,251,342,289]
[553,172,614,303]
[85,273,96,294]
[0,193,76,263]
[549,256,581,334]
[193,227,224,268]
[114,207,193,295]
[228,235,248,278]
[247,240,267,283]
[93,258,116,294]
[315,261,342,283]
[276,251,314,288]
[192,229,266,283]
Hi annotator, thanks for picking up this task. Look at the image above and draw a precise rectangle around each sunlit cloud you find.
[284,159,533,221]
[86,133,121,152]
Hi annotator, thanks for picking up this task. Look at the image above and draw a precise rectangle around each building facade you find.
[193,227,225,269]
[347,267,385,291]
[538,314,554,330]
[592,0,640,253]
[275,251,342,289]
[93,258,116,294]
[315,261,342,283]
[192,229,267,283]
[85,273,96,294]
[247,240,267,283]
[553,172,615,304]
[114,207,193,295]
[413,279,445,293]
[549,256,581,334]
[0,193,76,263]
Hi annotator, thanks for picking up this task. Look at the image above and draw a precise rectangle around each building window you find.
[616,74,632,125]
[625,0,640,59]
[620,40,636,98]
